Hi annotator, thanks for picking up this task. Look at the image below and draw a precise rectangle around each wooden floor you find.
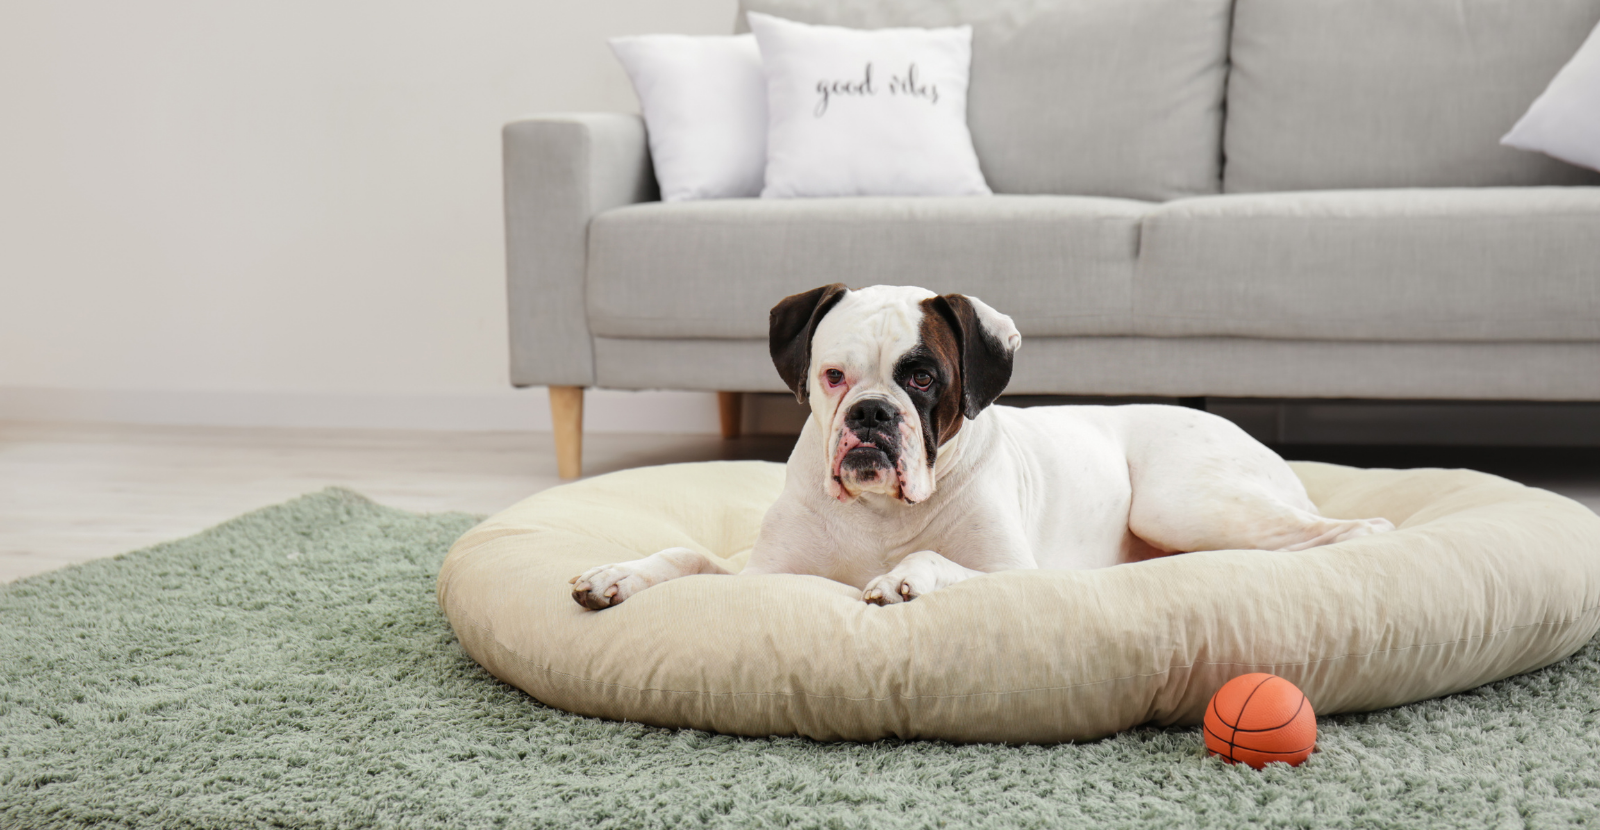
[2,420,1596,583]
[0,421,795,583]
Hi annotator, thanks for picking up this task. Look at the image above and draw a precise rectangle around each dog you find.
[571,284,1394,610]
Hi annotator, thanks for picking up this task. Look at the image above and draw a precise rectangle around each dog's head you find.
[770,284,1022,504]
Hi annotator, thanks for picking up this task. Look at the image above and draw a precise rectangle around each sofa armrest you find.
[504,113,656,387]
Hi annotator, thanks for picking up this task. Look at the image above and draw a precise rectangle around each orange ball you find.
[1203,673,1317,769]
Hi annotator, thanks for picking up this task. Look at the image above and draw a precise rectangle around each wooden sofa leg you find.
[549,386,584,479]
[718,391,743,439]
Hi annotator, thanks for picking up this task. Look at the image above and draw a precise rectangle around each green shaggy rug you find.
[4,488,1599,829]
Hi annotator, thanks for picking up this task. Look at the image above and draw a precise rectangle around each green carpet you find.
[4,488,1599,829]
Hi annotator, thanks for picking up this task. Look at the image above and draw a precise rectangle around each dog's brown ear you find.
[931,294,1016,419]
[769,283,849,404]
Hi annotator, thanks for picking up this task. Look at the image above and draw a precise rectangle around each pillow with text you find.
[747,12,991,198]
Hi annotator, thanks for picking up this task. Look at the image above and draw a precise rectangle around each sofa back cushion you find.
[1225,0,1600,192]
[737,0,1232,202]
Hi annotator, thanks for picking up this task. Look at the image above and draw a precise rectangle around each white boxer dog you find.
[571,284,1394,610]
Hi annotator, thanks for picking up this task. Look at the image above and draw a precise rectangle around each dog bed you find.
[437,460,1600,744]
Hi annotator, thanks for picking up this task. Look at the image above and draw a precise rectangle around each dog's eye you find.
[824,369,845,387]
[908,371,933,391]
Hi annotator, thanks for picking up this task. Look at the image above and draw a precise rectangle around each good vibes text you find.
[814,63,940,117]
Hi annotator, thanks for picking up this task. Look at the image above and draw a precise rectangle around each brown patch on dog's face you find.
[928,294,1017,420]
[908,302,967,466]
[908,294,1017,467]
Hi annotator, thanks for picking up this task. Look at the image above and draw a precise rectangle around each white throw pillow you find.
[1501,20,1600,173]
[608,34,767,201]
[747,12,991,198]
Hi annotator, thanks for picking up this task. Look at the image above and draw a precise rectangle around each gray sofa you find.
[507,0,1600,477]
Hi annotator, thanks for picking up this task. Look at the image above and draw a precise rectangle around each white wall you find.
[0,0,740,432]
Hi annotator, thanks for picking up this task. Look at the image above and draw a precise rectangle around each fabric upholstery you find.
[737,0,1231,201]
[438,461,1600,743]
[594,338,788,393]
[503,114,657,388]
[593,337,1600,400]
[1004,338,1600,400]
[1137,188,1600,341]
[587,196,1149,340]
[1224,0,1600,192]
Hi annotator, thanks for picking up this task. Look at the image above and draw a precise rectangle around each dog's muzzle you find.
[836,397,901,486]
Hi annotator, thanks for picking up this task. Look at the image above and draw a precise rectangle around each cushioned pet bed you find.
[437,461,1600,744]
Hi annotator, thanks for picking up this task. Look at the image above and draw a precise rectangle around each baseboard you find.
[0,386,747,434]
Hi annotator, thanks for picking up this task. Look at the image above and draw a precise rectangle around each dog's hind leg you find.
[1128,471,1394,554]
[1123,411,1394,554]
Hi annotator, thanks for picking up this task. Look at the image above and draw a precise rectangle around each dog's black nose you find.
[845,398,897,431]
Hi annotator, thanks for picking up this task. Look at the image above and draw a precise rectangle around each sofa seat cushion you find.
[1136,188,1600,342]
[1225,0,1600,192]
[587,196,1150,339]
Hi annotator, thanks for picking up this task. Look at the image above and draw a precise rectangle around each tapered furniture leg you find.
[549,386,584,479]
[718,391,744,439]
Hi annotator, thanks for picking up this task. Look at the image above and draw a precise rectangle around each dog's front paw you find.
[570,562,651,610]
[861,551,945,606]
[569,547,710,611]
[860,550,981,606]
[862,572,918,606]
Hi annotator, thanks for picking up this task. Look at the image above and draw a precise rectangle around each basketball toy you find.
[1203,673,1317,768]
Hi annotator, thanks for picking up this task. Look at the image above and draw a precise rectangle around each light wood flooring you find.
[2,420,1596,583]
[0,421,795,583]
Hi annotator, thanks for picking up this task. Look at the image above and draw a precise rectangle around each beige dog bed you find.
[437,461,1600,744]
